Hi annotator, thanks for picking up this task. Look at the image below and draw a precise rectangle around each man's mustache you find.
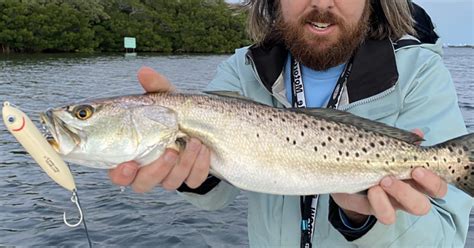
[300,9,342,25]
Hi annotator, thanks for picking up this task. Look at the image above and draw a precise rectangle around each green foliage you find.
[0,0,250,53]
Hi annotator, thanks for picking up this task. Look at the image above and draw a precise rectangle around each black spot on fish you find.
[458,158,462,163]
[355,152,360,157]
[426,162,430,167]
[359,134,363,138]
[304,124,308,128]
[465,166,470,170]
[465,176,469,180]
[301,131,304,137]
[452,169,456,174]
[336,157,340,162]
[392,157,396,162]
[463,146,469,152]
[404,158,408,162]
[433,156,437,161]
[322,142,326,147]
[458,150,463,155]
[385,161,389,165]
[334,127,339,132]
[379,141,385,146]
[256,133,260,138]
[376,154,380,158]
[452,143,457,147]
[338,151,343,156]
[457,177,461,182]
[367,160,370,164]
[345,152,350,157]
[349,137,354,142]
[248,112,252,116]
[362,148,368,153]
[443,158,447,162]
[320,127,325,131]
[324,155,327,159]
[339,138,344,144]
[328,137,332,142]
[448,147,454,152]
[314,146,318,152]
[413,156,418,161]
[327,126,331,130]
[269,118,273,122]
[282,118,286,122]
[286,137,290,142]
[370,142,375,148]
[449,166,452,169]
[471,172,474,175]
[293,140,296,145]
[410,166,414,169]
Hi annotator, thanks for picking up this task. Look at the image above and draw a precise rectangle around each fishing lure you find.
[2,101,92,246]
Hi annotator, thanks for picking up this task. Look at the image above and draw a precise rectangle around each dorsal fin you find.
[203,91,257,102]
[295,108,424,144]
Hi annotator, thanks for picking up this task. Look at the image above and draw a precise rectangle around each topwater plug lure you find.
[2,101,92,247]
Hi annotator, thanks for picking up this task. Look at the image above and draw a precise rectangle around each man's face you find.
[276,0,370,70]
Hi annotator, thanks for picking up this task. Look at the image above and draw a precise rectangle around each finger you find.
[185,146,211,189]
[131,150,178,193]
[331,193,372,216]
[412,167,448,198]
[137,66,174,93]
[411,128,424,139]
[380,176,431,216]
[108,161,139,186]
[161,138,202,191]
[411,128,424,145]
[367,186,396,224]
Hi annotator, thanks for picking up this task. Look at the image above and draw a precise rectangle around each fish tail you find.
[440,133,474,196]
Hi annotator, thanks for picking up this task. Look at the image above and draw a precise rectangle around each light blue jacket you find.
[179,38,473,247]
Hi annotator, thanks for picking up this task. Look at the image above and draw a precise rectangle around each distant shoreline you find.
[446,45,474,48]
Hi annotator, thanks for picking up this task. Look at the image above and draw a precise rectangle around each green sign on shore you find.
[124,37,136,49]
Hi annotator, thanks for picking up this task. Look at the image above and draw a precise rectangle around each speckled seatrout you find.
[40,92,474,196]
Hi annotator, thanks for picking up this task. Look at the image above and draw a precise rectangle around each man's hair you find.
[243,0,416,44]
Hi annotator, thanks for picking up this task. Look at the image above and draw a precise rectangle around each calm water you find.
[0,48,473,247]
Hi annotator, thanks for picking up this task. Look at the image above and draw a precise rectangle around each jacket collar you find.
[246,38,399,104]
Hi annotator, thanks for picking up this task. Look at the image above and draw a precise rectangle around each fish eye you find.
[73,105,94,120]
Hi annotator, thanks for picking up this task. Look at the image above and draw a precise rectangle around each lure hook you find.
[63,190,83,227]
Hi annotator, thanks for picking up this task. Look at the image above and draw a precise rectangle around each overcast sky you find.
[226,0,474,45]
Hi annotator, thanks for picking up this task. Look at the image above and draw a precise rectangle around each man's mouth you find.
[310,22,332,31]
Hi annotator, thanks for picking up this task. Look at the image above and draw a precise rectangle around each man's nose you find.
[310,0,335,10]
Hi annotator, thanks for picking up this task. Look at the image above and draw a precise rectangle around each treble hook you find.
[63,190,83,227]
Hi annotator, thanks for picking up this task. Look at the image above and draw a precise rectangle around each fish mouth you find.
[40,109,81,155]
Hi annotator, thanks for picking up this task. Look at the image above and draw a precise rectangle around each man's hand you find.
[331,130,448,225]
[108,67,211,193]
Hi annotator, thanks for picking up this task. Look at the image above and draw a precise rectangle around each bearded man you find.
[109,0,472,246]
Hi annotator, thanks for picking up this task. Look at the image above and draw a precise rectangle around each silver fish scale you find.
[149,93,445,195]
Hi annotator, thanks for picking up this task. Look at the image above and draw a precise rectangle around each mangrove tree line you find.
[0,0,250,53]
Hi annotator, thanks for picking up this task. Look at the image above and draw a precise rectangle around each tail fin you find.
[444,133,474,197]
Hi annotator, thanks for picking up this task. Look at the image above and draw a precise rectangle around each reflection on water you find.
[0,48,473,247]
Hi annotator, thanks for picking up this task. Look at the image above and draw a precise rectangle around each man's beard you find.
[275,5,370,71]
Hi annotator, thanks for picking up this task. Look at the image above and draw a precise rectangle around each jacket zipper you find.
[338,85,397,111]
[246,52,271,94]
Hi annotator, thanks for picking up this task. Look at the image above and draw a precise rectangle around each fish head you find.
[40,96,179,168]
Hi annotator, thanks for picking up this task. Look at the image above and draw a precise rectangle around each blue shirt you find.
[284,55,345,108]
